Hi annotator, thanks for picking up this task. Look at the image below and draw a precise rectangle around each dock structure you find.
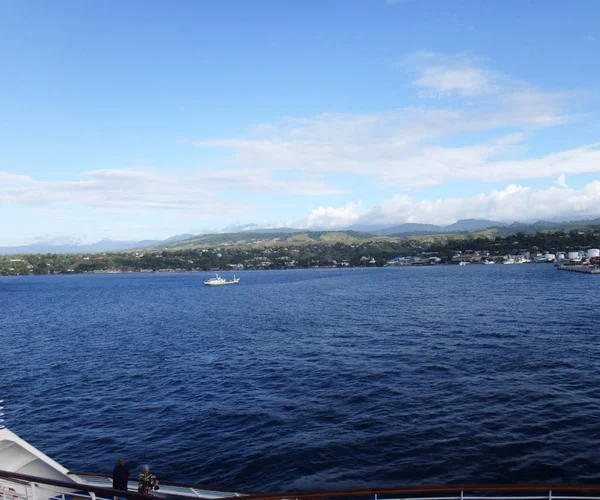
[557,265,600,274]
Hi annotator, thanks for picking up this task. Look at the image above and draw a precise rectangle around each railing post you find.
[549,490,552,500]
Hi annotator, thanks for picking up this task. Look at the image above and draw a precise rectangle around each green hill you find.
[158,230,379,249]
[149,229,482,251]
[144,218,600,252]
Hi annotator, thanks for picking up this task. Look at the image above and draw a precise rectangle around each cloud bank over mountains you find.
[3,171,600,234]
[294,180,600,230]
[1,51,599,242]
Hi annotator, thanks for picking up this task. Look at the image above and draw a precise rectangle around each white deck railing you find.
[5,470,600,500]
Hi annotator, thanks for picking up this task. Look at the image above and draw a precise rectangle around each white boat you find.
[482,260,495,265]
[458,261,469,266]
[204,273,240,286]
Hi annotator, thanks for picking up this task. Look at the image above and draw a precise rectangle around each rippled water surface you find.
[2,266,600,491]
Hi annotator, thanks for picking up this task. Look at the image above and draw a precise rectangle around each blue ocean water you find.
[2,266,600,492]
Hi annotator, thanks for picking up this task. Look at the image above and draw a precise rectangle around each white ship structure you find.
[0,424,249,500]
[2,407,600,500]
[204,274,240,286]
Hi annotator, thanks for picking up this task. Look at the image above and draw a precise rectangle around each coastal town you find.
[1,230,599,276]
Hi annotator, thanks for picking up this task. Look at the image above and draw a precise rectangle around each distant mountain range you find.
[372,218,505,236]
[3,217,600,255]
[492,218,600,236]
[223,218,505,236]
[156,217,600,250]
[0,234,194,255]
[221,223,304,234]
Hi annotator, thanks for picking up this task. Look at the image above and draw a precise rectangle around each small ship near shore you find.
[204,274,240,286]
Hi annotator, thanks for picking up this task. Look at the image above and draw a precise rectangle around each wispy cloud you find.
[0,171,32,184]
[0,167,339,218]
[556,174,568,189]
[450,16,475,32]
[25,208,99,222]
[193,106,591,188]
[2,52,596,235]
[189,52,591,189]
[405,51,501,97]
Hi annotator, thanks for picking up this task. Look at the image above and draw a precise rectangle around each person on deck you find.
[138,465,159,495]
[112,458,130,500]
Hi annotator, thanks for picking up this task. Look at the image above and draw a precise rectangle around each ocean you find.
[2,265,600,492]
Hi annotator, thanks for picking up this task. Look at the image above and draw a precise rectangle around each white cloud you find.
[0,167,340,220]
[200,168,341,195]
[0,171,32,184]
[377,141,600,186]
[194,108,594,188]
[450,16,475,32]
[294,181,600,229]
[26,234,86,245]
[188,52,600,188]
[189,52,592,188]
[3,52,597,241]
[405,51,501,97]
[24,208,99,222]
[556,174,568,188]
[304,201,364,229]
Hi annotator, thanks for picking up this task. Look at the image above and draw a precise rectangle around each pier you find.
[557,265,600,274]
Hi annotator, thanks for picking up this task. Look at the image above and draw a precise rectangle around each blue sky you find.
[1,0,600,245]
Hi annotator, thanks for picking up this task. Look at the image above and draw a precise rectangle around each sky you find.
[1,0,600,245]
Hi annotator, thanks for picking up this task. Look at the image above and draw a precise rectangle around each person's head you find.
[117,458,125,466]
[143,465,150,473]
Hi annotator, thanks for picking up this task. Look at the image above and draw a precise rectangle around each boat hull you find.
[204,274,240,285]
[204,280,240,285]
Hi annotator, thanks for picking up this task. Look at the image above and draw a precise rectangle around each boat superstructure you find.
[0,426,79,500]
[3,424,600,500]
[204,274,240,286]
[0,426,250,500]
[0,426,81,500]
